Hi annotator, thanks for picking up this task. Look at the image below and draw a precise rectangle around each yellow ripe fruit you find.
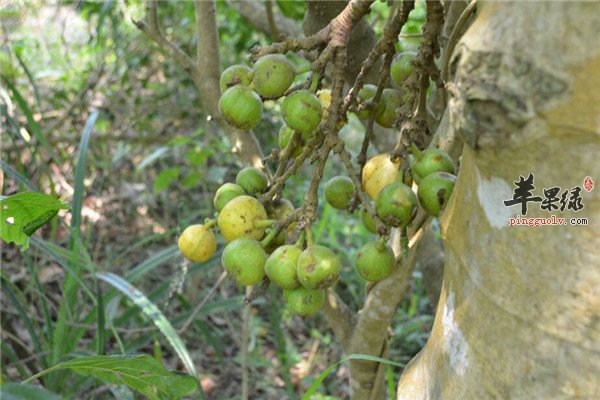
[362,154,402,200]
[178,224,217,263]
[317,89,332,122]
[218,195,268,242]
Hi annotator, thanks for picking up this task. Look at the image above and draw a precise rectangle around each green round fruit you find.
[218,86,263,130]
[220,64,253,93]
[252,54,295,98]
[361,208,377,234]
[265,245,301,289]
[355,241,395,282]
[410,148,455,184]
[375,182,418,228]
[356,84,377,119]
[214,183,246,212]
[418,172,457,216]
[324,176,355,210]
[235,167,268,196]
[267,198,296,248]
[296,245,341,289]
[218,195,268,242]
[278,125,304,158]
[390,52,416,86]
[282,90,323,136]
[376,89,404,128]
[222,238,267,285]
[283,287,325,316]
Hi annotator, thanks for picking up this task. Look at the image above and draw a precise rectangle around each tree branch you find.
[322,289,355,351]
[227,0,301,38]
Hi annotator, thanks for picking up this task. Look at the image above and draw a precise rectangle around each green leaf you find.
[153,168,180,194]
[0,382,63,400]
[96,272,205,399]
[0,192,69,250]
[22,355,196,400]
[301,354,405,399]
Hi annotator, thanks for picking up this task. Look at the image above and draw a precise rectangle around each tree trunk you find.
[397,2,600,398]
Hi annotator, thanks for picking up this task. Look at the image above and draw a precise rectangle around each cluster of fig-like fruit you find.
[217,51,419,135]
[177,50,458,317]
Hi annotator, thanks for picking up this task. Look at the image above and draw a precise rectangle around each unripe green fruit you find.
[356,84,377,119]
[375,182,418,228]
[418,172,457,216]
[218,86,263,130]
[355,241,395,282]
[296,245,341,289]
[283,287,325,316]
[218,195,268,242]
[222,238,267,285]
[410,148,455,184]
[376,89,404,128]
[282,90,323,136]
[361,208,377,234]
[220,64,253,93]
[252,54,295,98]
[267,198,295,248]
[214,183,246,212]
[278,125,304,158]
[236,167,268,196]
[324,176,355,210]
[390,52,416,86]
[265,245,301,289]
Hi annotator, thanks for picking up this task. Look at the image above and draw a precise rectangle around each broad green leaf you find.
[0,382,63,400]
[0,192,69,250]
[96,272,205,399]
[23,355,196,400]
[153,168,180,194]
[302,354,405,399]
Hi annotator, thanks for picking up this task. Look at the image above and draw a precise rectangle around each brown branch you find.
[227,0,301,38]
[131,2,195,73]
[322,289,355,351]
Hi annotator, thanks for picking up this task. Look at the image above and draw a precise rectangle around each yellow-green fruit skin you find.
[324,176,355,210]
[410,149,455,184]
[214,183,246,212]
[283,287,325,316]
[267,199,295,248]
[296,245,341,289]
[390,52,416,86]
[278,125,304,158]
[282,90,323,136]
[356,84,377,119]
[218,195,268,242]
[355,241,394,282]
[362,154,402,200]
[375,182,418,228]
[265,245,301,289]
[252,54,295,98]
[417,172,457,217]
[222,238,267,285]
[235,167,268,195]
[376,88,403,128]
[220,64,253,93]
[218,86,263,130]
[178,224,217,263]
[361,208,378,234]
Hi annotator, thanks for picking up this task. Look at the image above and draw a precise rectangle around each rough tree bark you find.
[397,2,600,398]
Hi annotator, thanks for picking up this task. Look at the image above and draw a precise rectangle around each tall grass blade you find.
[97,272,206,400]
[0,160,36,191]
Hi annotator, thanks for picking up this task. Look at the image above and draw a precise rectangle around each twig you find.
[178,270,227,334]
[244,277,270,305]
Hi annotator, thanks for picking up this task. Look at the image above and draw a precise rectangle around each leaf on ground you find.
[0,192,69,251]
[0,383,63,400]
[28,355,196,400]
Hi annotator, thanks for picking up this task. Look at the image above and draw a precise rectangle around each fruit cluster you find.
[177,51,459,317]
